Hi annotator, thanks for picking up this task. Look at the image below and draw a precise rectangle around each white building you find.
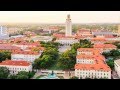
[65,14,72,36]
[12,42,40,50]
[114,59,120,78]
[75,48,111,79]
[55,37,78,45]
[106,37,120,42]
[76,55,95,64]
[75,64,111,79]
[11,50,41,63]
[0,60,32,75]
[77,48,101,55]
[0,26,9,39]
[10,35,25,39]
[30,36,53,42]
[7,27,23,34]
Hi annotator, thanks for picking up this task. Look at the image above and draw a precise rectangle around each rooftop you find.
[75,63,111,71]
[0,44,21,50]
[12,50,40,55]
[0,60,30,66]
[93,44,117,48]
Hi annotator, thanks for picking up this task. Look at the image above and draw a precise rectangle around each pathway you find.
[58,45,71,53]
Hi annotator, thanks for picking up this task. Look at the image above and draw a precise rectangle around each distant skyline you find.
[0,11,120,23]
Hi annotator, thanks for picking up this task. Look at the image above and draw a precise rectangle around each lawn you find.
[58,76,64,79]
[36,75,46,79]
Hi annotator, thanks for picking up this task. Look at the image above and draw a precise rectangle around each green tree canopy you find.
[33,42,59,69]
[106,60,114,69]
[58,50,76,70]
[0,67,10,79]
[16,71,29,79]
[0,51,11,62]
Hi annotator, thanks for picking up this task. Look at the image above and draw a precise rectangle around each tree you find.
[102,49,120,60]
[113,42,120,49]
[72,25,79,33]
[40,41,60,49]
[71,43,81,51]
[16,71,29,79]
[17,71,29,75]
[117,44,120,49]
[8,71,35,79]
[79,39,93,48]
[33,45,59,69]
[58,50,76,76]
[102,52,111,59]
[40,55,53,68]
[8,75,17,79]
[28,71,36,78]
[106,60,114,69]
[0,67,10,79]
[16,75,29,79]
[52,37,56,41]
[33,58,41,69]
[30,40,34,43]
[110,49,120,57]
[3,51,11,60]
[0,51,11,62]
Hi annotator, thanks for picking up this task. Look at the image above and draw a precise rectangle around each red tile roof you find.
[12,50,40,55]
[93,44,117,48]
[75,63,111,71]
[0,44,21,50]
[0,60,30,66]
[76,47,110,71]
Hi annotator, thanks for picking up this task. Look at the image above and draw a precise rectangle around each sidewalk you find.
[32,70,42,79]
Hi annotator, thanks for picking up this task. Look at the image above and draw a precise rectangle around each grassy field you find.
[58,76,64,79]
[36,75,46,79]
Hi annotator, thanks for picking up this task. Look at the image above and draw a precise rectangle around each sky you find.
[0,11,120,23]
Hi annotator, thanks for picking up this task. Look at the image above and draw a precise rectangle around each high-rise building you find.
[0,26,9,39]
[65,14,72,36]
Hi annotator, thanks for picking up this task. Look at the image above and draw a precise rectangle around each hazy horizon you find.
[0,11,120,23]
